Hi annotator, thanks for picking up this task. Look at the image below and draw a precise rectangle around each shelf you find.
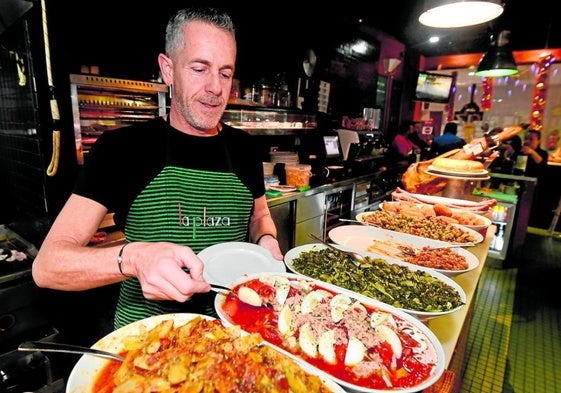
[221,107,317,135]
[70,74,167,165]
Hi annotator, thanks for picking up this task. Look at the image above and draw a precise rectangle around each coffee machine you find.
[336,129,388,175]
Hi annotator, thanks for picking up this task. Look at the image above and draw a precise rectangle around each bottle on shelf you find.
[494,224,505,251]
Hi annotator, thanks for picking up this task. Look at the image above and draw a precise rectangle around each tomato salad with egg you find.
[220,274,442,391]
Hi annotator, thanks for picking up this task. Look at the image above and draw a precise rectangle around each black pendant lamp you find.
[475,30,519,77]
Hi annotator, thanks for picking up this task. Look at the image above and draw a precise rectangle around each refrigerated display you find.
[473,172,538,263]
[488,202,516,260]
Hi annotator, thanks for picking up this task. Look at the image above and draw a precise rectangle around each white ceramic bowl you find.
[356,211,485,245]
[380,201,492,234]
[65,313,347,393]
[307,227,479,277]
[284,243,467,319]
[215,272,446,393]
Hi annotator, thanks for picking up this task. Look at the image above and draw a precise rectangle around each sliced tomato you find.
[245,280,276,304]
[335,343,347,363]
[377,342,394,367]
[221,298,239,317]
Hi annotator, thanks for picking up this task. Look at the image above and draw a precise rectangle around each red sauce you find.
[222,279,438,390]
[92,358,122,392]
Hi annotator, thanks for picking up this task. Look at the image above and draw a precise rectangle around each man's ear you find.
[158,53,173,86]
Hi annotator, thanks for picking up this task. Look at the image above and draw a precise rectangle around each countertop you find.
[423,225,496,393]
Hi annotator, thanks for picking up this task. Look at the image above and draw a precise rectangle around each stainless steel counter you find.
[265,167,406,254]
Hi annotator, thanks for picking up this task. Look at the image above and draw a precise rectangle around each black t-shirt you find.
[74,118,265,230]
[524,146,549,178]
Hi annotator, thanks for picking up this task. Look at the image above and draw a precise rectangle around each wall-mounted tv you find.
[414,71,454,104]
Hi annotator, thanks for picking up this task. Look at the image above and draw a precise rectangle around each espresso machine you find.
[336,129,387,175]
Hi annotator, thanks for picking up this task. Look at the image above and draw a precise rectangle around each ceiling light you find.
[419,0,504,28]
[475,30,519,77]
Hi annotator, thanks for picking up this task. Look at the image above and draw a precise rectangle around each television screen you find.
[323,135,342,159]
[414,72,454,104]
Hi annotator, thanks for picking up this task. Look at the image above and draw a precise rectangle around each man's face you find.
[525,133,540,149]
[161,20,236,132]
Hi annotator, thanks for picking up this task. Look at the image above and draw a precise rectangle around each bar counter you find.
[422,226,495,393]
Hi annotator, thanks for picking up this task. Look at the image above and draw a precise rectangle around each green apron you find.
[114,164,253,329]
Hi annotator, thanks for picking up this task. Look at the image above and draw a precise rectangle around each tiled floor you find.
[460,229,561,393]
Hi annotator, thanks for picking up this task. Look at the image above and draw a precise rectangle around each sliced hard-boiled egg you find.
[274,276,291,305]
[330,293,351,322]
[370,311,397,330]
[237,286,262,307]
[278,305,293,336]
[259,275,291,305]
[376,324,402,359]
[344,336,366,365]
[301,289,331,314]
[298,322,318,358]
[318,329,337,364]
[350,301,367,313]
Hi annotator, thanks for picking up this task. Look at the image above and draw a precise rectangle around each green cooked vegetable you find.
[290,247,464,312]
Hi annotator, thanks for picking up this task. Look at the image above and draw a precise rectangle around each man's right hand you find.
[121,242,211,302]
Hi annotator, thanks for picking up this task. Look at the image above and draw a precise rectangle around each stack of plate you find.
[270,151,299,165]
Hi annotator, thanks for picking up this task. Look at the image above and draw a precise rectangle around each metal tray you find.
[0,225,38,284]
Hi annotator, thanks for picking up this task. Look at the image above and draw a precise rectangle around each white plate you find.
[392,189,491,209]
[293,237,477,278]
[215,272,446,393]
[356,212,484,245]
[66,313,211,393]
[284,243,467,314]
[66,313,346,393]
[198,242,285,287]
[428,164,488,175]
[425,168,490,180]
[380,201,492,233]
[268,184,297,192]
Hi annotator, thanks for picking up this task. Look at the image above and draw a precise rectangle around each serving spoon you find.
[338,218,380,227]
[18,341,125,362]
[308,233,366,267]
[209,284,262,307]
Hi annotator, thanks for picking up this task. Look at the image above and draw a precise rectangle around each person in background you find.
[430,122,466,157]
[488,128,522,174]
[546,130,559,152]
[519,129,548,177]
[409,121,432,160]
[520,130,550,228]
[390,120,419,161]
[32,7,283,330]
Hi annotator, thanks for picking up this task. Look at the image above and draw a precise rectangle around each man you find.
[430,122,466,157]
[32,7,283,329]
[519,129,548,177]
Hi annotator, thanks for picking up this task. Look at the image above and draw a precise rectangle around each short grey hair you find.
[164,7,236,59]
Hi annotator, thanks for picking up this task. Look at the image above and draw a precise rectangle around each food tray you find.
[0,225,38,283]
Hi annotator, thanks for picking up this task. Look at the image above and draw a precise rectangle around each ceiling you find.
[355,0,560,57]
[41,0,560,80]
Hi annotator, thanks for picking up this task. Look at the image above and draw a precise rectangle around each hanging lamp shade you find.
[418,0,504,28]
[475,30,519,77]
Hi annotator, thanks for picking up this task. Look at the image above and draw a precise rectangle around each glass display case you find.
[487,202,516,260]
[70,74,168,164]
[473,172,538,263]
[221,106,317,135]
